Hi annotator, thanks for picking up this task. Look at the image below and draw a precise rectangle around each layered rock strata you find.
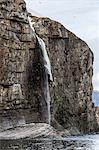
[0,0,98,136]
[31,16,98,133]
[0,0,51,132]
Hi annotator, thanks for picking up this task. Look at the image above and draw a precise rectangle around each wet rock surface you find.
[0,123,57,139]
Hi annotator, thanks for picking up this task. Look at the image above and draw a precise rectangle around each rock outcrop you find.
[0,123,57,139]
[0,0,50,131]
[31,16,98,133]
[95,107,99,128]
[0,0,98,136]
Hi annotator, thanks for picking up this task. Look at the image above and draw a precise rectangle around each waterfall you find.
[28,16,35,32]
[37,36,53,124]
[28,16,53,124]
[36,36,53,82]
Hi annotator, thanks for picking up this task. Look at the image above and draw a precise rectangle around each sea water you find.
[0,134,99,150]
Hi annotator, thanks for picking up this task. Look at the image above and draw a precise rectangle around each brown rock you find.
[0,0,98,135]
[0,0,49,131]
[32,17,98,133]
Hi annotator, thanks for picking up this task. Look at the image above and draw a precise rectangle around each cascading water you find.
[36,36,53,124]
[36,36,53,82]
[28,16,53,124]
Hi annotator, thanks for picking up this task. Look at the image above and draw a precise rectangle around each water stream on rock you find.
[36,36,52,125]
[28,16,52,124]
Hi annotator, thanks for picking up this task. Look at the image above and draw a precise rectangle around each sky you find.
[25,0,99,91]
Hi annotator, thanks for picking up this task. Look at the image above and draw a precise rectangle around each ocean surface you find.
[0,134,99,150]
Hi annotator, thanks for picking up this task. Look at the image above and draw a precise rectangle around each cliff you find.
[0,0,98,138]
[31,16,98,133]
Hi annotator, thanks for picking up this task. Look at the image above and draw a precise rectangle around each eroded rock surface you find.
[0,0,98,136]
[95,107,99,128]
[31,17,98,133]
[0,123,57,139]
[0,0,51,132]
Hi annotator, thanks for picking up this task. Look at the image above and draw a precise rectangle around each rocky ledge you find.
[0,123,57,140]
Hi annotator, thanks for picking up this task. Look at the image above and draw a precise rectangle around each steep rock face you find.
[32,17,98,133]
[0,0,51,131]
[95,107,99,127]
